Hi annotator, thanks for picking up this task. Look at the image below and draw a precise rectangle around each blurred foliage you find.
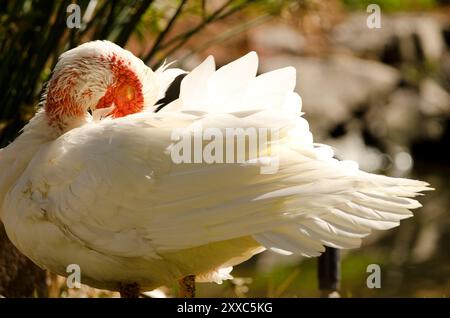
[0,0,290,147]
[343,0,438,11]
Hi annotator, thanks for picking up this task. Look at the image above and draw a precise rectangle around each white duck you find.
[0,41,430,297]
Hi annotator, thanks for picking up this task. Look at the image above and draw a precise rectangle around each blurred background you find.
[0,0,449,298]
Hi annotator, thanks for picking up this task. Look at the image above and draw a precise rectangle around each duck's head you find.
[43,41,161,131]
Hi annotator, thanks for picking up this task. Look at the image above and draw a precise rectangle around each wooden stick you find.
[119,282,140,298]
[179,275,196,298]
[318,247,341,298]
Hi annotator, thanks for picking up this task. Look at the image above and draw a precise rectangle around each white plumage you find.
[0,41,430,292]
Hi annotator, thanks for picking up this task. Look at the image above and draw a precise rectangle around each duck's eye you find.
[117,84,135,103]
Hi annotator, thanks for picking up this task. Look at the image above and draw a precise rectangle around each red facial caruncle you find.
[95,53,144,118]
[45,50,144,130]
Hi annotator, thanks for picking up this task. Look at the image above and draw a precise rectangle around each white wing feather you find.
[4,52,430,263]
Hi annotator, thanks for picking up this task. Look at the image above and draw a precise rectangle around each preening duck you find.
[0,41,431,297]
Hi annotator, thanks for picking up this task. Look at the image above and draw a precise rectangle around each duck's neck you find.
[21,108,88,142]
[22,109,63,141]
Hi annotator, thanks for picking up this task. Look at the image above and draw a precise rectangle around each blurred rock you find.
[332,13,395,56]
[415,17,446,62]
[332,13,446,63]
[420,78,450,116]
[249,24,306,55]
[260,54,400,135]
[368,89,422,146]
[326,128,386,173]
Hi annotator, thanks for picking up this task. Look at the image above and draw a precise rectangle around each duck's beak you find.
[90,104,115,122]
